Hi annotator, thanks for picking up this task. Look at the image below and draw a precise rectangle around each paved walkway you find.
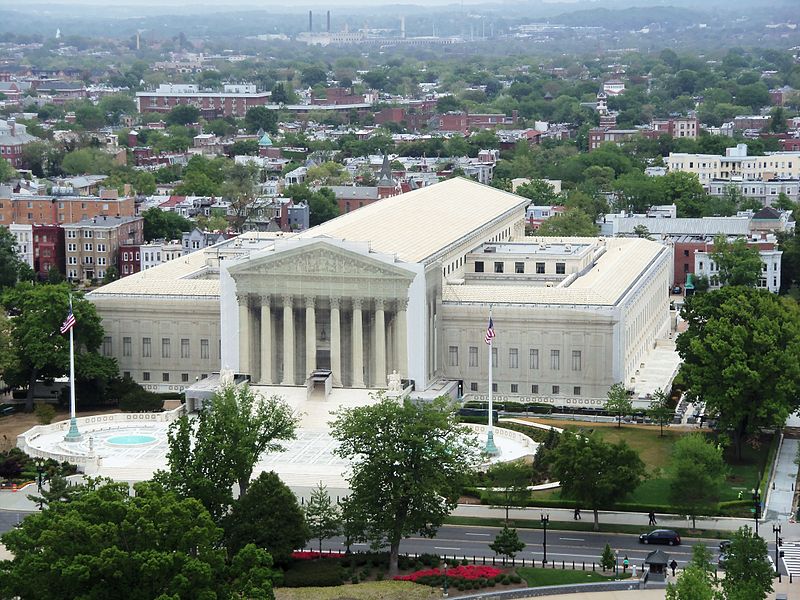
[765,435,798,522]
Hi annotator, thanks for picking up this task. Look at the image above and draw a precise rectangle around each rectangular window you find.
[102,336,112,356]
[162,372,169,382]
[536,262,545,274]
[572,350,582,371]
[494,261,504,273]
[182,373,189,382]
[474,261,484,273]
[492,383,497,392]
[511,383,518,393]
[491,347,498,368]
[84,243,93,252]
[552,385,560,394]
[551,349,560,370]
[162,338,170,358]
[556,263,565,275]
[142,337,151,358]
[531,384,539,394]
[573,386,581,396]
[181,338,190,359]
[448,345,459,367]
[529,349,539,369]
[201,339,210,360]
[142,371,150,381]
[470,382,478,392]
[123,337,131,357]
[514,262,524,274]
[509,348,518,369]
[469,346,478,368]
[123,371,130,378]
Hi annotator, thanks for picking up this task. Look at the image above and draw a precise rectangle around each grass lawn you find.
[275,580,438,600]
[516,567,630,587]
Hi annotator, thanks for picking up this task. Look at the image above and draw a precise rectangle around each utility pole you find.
[541,513,549,566]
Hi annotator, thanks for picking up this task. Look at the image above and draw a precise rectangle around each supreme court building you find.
[89,177,674,407]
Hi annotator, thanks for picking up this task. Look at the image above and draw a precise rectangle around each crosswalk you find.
[779,541,800,577]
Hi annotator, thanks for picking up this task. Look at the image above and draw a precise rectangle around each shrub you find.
[282,560,344,587]
[118,390,164,412]
[394,565,503,587]
[34,403,56,425]
[418,553,441,567]
[290,551,345,560]
[510,574,522,583]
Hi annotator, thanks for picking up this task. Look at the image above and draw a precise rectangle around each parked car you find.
[639,529,681,546]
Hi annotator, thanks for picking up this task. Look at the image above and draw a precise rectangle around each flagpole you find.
[64,295,82,442]
[486,305,498,456]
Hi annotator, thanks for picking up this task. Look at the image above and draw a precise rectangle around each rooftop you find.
[64,215,142,228]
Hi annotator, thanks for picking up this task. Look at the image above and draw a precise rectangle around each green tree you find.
[536,208,598,237]
[0,227,30,290]
[604,382,633,428]
[549,431,646,530]
[677,287,800,459]
[301,66,328,88]
[719,526,773,600]
[0,157,16,182]
[244,106,278,135]
[101,265,119,285]
[647,388,672,437]
[600,543,616,571]
[516,179,560,205]
[222,162,259,231]
[489,525,525,565]
[165,104,200,126]
[330,394,480,576]
[0,310,15,383]
[633,224,653,240]
[661,172,707,217]
[487,459,531,522]
[224,471,308,565]
[668,434,727,528]
[304,482,341,554]
[308,187,339,226]
[666,565,715,600]
[61,147,114,175]
[1,284,105,412]
[141,206,193,241]
[98,94,136,125]
[73,102,105,130]
[709,235,762,287]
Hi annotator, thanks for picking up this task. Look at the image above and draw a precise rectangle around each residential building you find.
[526,205,565,230]
[0,119,37,168]
[667,144,800,183]
[140,239,183,271]
[63,216,144,283]
[651,117,699,139]
[9,223,33,268]
[118,244,141,277]
[182,228,229,255]
[588,127,639,150]
[32,224,65,278]
[733,115,771,131]
[694,236,782,293]
[135,83,271,118]
[707,178,800,206]
[0,191,135,226]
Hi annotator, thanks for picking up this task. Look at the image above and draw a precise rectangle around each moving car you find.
[639,529,681,546]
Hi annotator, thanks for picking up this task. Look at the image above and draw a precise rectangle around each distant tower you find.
[55,28,61,39]
[308,10,313,32]
[400,16,406,39]
[596,89,608,115]
[326,11,331,33]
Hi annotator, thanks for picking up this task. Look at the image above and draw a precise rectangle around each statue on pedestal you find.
[388,370,402,392]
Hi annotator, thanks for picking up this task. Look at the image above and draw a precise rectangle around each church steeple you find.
[377,152,394,187]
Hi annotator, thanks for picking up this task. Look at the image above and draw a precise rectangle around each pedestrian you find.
[669,559,678,577]
[648,511,657,526]
[574,506,581,520]
[623,555,629,573]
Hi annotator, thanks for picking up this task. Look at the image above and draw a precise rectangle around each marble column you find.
[305,295,316,378]
[237,293,250,375]
[281,294,294,385]
[395,298,408,379]
[260,295,272,385]
[375,298,386,387]
[330,296,342,387]
[351,297,364,387]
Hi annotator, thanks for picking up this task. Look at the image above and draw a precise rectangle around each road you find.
[0,512,26,534]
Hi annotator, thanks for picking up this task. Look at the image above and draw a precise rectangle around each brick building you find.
[0,119,37,168]
[64,216,144,283]
[0,192,135,226]
[135,83,271,118]
[32,224,65,278]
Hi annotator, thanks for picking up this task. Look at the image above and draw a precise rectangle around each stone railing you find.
[464,423,539,456]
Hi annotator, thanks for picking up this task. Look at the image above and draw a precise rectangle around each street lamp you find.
[615,549,619,577]
[34,457,44,493]
[752,488,761,535]
[773,524,782,581]
[541,513,549,566]
[442,561,449,597]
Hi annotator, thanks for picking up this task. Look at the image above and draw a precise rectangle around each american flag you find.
[60,306,76,334]
[484,317,495,345]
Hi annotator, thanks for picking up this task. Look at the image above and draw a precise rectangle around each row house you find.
[118,245,141,277]
[240,197,309,232]
[650,117,699,139]
[667,144,800,182]
[135,83,271,118]
[140,239,183,271]
[181,228,229,255]
[7,223,65,277]
[64,216,144,283]
[0,119,37,168]
[707,178,800,206]
[29,80,87,104]
[433,110,519,133]
[0,191,134,225]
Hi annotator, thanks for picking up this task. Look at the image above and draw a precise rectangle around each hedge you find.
[281,560,345,587]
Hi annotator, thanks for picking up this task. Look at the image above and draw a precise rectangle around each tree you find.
[165,104,200,126]
[222,162,259,231]
[677,287,800,459]
[516,179,560,205]
[224,471,308,565]
[633,224,653,240]
[0,310,15,384]
[549,431,646,530]
[101,265,119,285]
[489,525,525,565]
[308,187,339,226]
[666,565,715,600]
[600,543,616,571]
[244,106,278,135]
[0,157,16,182]
[719,526,773,600]
[661,172,707,217]
[536,208,598,237]
[1,284,105,412]
[304,482,341,554]
[487,459,531,522]
[330,394,480,576]
[141,206,192,241]
[0,227,30,290]
[98,94,136,125]
[300,66,327,88]
[668,434,727,528]
[604,382,633,428]
[60,147,114,175]
[73,102,105,130]
[647,388,672,437]
[0,480,281,600]
[709,235,762,288]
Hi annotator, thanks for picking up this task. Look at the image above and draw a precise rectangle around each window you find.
[97,243,106,252]
[494,261,504,273]
[162,338,170,358]
[123,371,130,378]
[123,337,131,357]
[68,243,76,252]
[491,347,498,368]
[491,383,497,392]
[143,372,150,381]
[573,386,581,396]
[162,372,170,382]
[102,336,112,356]
[515,262,524,274]
[84,243,93,252]
[84,230,93,238]
[181,338,190,359]
[699,261,704,270]
[182,373,189,383]
[470,382,478,392]
[201,339,210,359]
[469,346,478,368]
[572,350,582,371]
[556,263,565,275]
[511,384,518,393]
[509,348,518,369]
[529,349,539,369]
[474,261,484,273]
[67,229,76,239]
[142,337,151,358]
[531,384,539,394]
[551,350,560,370]
[448,345,459,367]
[552,385,560,394]
[536,262,545,274]
[68,256,77,265]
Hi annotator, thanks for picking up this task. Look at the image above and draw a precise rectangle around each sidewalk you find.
[765,431,799,522]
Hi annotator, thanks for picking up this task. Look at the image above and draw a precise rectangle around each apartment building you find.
[667,144,800,183]
[135,83,271,118]
[0,192,134,225]
[64,216,144,283]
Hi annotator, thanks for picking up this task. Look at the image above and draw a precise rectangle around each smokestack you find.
[401,16,406,38]
[308,10,313,32]
[327,11,331,33]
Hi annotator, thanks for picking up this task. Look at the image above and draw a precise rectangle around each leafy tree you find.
[633,225,653,240]
[661,172,707,217]
[516,179,560,205]
[0,480,280,600]
[0,310,14,383]
[719,526,773,600]
[304,482,341,554]
[300,66,328,88]
[604,382,633,428]
[668,434,727,528]
[647,388,672,437]
[709,235,762,288]
[271,83,293,104]
[1,284,105,412]
[330,394,480,576]
[73,102,105,130]
[677,287,800,459]
[489,525,525,565]
[0,157,16,182]
[549,431,646,530]
[224,471,308,565]
[666,565,715,600]
[536,208,598,237]
[244,106,278,135]
[141,206,193,241]
[165,104,200,126]
[61,148,114,175]
[308,187,339,226]
[101,265,119,285]
[230,140,259,156]
[98,94,136,125]
[600,543,616,571]
[0,227,30,290]
[487,459,531,522]
[436,95,464,113]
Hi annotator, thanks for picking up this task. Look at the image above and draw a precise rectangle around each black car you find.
[639,529,681,546]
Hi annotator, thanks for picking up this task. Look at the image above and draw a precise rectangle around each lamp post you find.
[752,488,761,536]
[615,550,619,577]
[541,513,549,566]
[442,561,448,597]
[35,457,44,493]
[773,524,782,581]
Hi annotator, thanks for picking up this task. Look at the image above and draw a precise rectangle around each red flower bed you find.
[291,551,345,560]
[395,565,503,582]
